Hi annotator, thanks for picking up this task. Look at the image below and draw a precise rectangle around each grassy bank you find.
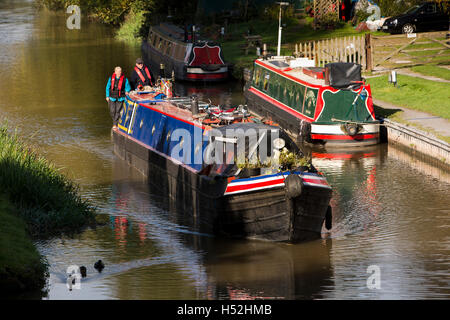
[0,196,48,296]
[366,74,450,120]
[0,124,96,294]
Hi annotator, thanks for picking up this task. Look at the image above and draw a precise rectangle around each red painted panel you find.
[186,72,228,80]
[189,45,224,66]
[311,133,379,141]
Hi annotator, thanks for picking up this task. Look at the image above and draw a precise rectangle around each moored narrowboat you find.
[244,57,380,147]
[112,90,333,242]
[142,23,229,82]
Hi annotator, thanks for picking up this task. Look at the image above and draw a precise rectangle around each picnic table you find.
[241,35,263,55]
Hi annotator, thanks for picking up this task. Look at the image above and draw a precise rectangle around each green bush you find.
[318,11,344,30]
[373,0,425,17]
[352,9,371,26]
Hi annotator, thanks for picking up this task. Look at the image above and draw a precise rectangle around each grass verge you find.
[410,64,450,81]
[366,74,450,120]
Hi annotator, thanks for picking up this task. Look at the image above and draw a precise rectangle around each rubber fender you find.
[344,123,362,136]
[285,174,303,199]
[325,205,332,230]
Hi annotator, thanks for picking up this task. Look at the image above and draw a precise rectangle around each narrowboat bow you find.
[112,91,333,242]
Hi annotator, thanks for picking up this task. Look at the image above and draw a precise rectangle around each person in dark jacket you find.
[105,66,131,128]
[130,58,154,90]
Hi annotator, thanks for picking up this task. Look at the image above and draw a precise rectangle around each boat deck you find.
[127,91,205,127]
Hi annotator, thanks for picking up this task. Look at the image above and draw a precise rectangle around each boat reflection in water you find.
[307,145,386,237]
[106,158,334,300]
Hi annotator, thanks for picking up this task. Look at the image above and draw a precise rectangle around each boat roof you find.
[256,57,326,86]
[126,91,287,134]
[155,23,185,42]
[127,91,204,128]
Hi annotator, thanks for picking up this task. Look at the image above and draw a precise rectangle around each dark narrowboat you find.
[112,90,333,242]
[244,57,380,147]
[142,23,229,82]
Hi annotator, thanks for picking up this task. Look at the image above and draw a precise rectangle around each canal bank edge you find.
[381,118,450,169]
[0,196,48,297]
[0,124,99,296]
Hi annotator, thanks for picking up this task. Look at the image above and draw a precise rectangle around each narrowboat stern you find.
[142,23,229,82]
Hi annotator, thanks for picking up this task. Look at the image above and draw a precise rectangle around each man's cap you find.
[136,58,144,64]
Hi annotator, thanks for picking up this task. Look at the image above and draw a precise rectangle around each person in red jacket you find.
[106,66,131,129]
[130,58,154,90]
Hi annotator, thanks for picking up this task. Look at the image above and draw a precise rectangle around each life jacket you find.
[110,74,125,99]
[134,66,153,86]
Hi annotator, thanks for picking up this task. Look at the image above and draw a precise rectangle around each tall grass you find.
[0,124,96,238]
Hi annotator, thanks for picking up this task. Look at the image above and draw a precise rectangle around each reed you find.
[0,124,96,239]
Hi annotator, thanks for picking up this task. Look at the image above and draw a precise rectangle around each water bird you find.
[94,260,105,272]
[67,274,76,291]
[79,266,87,278]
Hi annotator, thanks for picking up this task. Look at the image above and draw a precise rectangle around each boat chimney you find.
[191,95,199,115]
[184,25,188,42]
[262,43,267,59]
[159,63,165,79]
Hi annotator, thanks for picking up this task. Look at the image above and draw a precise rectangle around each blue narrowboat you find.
[112,90,333,242]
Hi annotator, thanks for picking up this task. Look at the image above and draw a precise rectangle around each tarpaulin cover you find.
[325,62,362,89]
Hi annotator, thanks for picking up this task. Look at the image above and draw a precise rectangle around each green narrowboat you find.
[244,57,380,147]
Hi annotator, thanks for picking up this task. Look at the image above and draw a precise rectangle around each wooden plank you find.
[374,38,417,67]
[317,40,320,67]
[361,35,365,68]
[308,42,312,60]
[425,36,450,50]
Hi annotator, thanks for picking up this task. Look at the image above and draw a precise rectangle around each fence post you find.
[365,33,373,71]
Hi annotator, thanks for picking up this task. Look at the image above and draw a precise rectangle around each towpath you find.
[373,99,450,138]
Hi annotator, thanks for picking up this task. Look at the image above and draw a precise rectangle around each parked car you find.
[381,1,449,34]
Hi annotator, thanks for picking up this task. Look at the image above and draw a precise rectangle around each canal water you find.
[1,0,449,299]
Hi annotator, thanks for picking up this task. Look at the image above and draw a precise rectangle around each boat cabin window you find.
[263,72,270,91]
[274,75,281,100]
[166,42,172,55]
[253,67,262,88]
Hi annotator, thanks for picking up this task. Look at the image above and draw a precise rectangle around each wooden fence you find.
[294,31,449,71]
[370,31,450,71]
[294,35,368,70]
